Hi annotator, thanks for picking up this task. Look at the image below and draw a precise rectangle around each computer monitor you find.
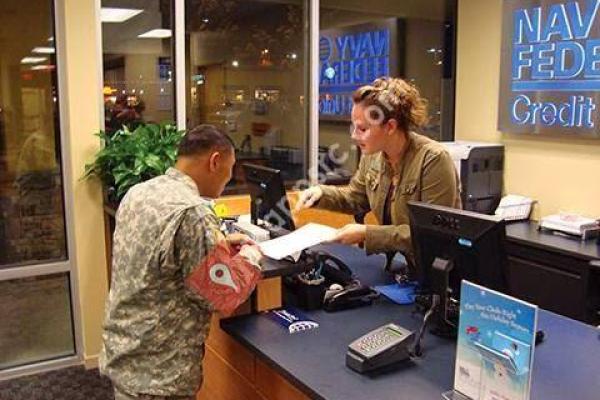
[408,200,507,337]
[243,163,296,232]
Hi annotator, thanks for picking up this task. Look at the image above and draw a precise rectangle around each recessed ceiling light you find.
[21,57,47,64]
[47,37,54,42]
[31,65,55,71]
[32,47,56,54]
[101,7,143,23]
[137,29,172,39]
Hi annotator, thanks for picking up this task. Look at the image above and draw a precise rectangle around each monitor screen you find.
[408,200,508,299]
[243,163,296,232]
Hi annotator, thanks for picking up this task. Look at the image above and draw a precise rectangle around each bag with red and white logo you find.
[186,241,261,316]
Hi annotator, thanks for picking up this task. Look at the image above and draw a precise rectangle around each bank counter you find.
[226,244,600,400]
[193,195,600,400]
[197,241,600,400]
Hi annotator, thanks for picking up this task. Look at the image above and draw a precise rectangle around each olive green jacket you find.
[317,132,461,263]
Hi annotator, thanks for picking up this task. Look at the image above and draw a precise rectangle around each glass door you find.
[0,0,79,376]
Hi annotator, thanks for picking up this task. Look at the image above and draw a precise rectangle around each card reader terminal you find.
[346,323,415,373]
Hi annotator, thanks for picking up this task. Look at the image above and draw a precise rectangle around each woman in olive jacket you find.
[296,77,461,269]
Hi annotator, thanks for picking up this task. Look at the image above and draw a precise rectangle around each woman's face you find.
[350,103,395,155]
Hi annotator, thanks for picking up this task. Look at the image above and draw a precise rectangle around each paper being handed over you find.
[258,223,337,260]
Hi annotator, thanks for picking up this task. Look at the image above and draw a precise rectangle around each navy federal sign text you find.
[499,0,600,137]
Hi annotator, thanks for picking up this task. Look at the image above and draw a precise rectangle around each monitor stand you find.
[250,199,289,239]
[412,258,457,356]
[250,196,263,227]
[430,257,458,338]
[265,225,289,238]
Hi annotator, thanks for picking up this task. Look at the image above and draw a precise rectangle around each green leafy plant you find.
[84,123,185,204]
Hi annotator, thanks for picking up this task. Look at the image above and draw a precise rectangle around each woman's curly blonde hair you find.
[352,77,429,133]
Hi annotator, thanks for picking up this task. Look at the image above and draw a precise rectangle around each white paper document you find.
[258,223,337,260]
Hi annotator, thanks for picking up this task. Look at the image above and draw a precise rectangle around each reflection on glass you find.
[102,0,175,134]
[0,273,75,370]
[318,0,456,182]
[185,0,308,193]
[0,0,67,266]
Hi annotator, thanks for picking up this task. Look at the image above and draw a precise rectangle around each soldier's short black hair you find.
[177,124,235,157]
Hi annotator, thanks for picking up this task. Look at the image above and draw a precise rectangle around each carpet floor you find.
[0,366,113,400]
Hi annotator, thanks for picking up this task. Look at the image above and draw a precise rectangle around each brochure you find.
[451,281,538,400]
[265,306,320,334]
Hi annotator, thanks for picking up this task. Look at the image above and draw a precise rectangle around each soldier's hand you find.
[225,233,255,252]
[239,244,263,268]
[294,186,323,211]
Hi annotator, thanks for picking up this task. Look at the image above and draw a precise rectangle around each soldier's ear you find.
[208,151,221,172]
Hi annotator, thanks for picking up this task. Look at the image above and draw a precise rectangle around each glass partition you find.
[185,0,309,193]
[102,0,176,133]
[0,273,75,370]
[318,0,457,182]
[0,0,67,267]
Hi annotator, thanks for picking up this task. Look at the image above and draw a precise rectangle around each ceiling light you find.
[101,7,143,23]
[231,60,239,67]
[137,29,172,39]
[21,57,47,64]
[31,65,55,71]
[32,47,55,54]
[47,37,54,42]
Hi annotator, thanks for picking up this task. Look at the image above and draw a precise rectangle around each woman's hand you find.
[331,224,367,246]
[294,186,323,211]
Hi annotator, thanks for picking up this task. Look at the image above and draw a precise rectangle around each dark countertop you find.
[506,221,600,261]
[260,221,600,278]
[260,221,600,279]
[223,244,600,400]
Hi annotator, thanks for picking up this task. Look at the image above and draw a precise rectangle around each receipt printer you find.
[441,141,504,215]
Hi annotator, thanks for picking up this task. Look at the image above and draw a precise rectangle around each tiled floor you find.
[0,366,113,400]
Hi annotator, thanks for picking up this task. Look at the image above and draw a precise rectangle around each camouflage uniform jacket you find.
[99,167,222,397]
[316,131,461,264]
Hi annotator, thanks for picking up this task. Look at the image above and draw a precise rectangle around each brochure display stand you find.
[443,281,538,400]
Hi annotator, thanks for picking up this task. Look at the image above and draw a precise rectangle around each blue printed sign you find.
[319,19,401,120]
[498,0,600,137]
[266,307,319,334]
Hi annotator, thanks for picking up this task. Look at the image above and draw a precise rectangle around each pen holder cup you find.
[287,274,326,311]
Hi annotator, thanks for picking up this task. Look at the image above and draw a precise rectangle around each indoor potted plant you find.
[84,122,185,209]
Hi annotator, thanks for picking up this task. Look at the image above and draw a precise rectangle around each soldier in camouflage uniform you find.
[99,125,262,400]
